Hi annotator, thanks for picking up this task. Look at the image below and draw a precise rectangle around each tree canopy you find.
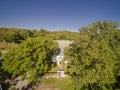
[0,28,79,43]
[0,28,32,43]
[65,21,120,90]
[2,37,58,83]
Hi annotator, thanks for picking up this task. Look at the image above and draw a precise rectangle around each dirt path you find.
[56,40,71,56]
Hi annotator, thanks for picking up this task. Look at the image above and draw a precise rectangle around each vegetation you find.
[2,37,58,83]
[48,30,79,40]
[0,28,32,43]
[0,20,120,90]
[40,76,73,90]
[0,27,79,44]
[65,21,120,90]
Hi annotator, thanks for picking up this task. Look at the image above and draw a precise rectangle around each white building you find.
[51,55,63,65]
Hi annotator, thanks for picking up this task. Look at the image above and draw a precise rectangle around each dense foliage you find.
[2,37,58,83]
[48,31,79,40]
[0,28,32,43]
[0,28,78,53]
[0,28,79,43]
[1,21,120,89]
[65,21,120,90]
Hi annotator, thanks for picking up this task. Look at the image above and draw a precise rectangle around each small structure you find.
[56,56,63,65]
[51,55,65,78]
[51,55,63,65]
[57,71,65,78]
[51,40,71,78]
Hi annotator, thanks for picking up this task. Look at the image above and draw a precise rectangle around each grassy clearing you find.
[0,42,18,51]
[39,76,73,90]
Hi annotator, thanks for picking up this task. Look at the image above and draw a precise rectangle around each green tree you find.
[65,21,120,90]
[2,37,58,83]
[0,27,33,43]
[32,29,49,37]
[5,30,20,43]
[18,29,33,40]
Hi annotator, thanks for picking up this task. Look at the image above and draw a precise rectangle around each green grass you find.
[40,76,73,90]
[40,61,73,90]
